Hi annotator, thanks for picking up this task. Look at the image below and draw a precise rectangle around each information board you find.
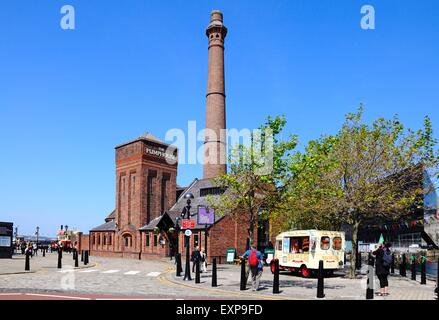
[226,248,236,263]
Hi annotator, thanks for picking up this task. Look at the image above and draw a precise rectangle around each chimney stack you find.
[203,10,227,179]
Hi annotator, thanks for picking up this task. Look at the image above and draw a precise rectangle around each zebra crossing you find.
[57,268,161,277]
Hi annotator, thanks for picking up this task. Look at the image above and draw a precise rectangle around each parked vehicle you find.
[270,230,345,278]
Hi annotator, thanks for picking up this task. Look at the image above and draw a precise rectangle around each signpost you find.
[226,248,236,264]
[182,220,196,230]
[197,206,215,258]
[0,222,13,259]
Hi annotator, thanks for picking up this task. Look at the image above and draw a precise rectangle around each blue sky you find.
[1,0,438,237]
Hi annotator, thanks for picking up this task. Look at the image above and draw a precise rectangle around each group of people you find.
[190,246,207,273]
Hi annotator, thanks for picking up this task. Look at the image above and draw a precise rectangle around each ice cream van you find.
[270,230,345,278]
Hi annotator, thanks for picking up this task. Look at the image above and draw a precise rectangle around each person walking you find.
[33,243,38,256]
[242,245,264,291]
[191,246,201,273]
[373,241,392,296]
[200,248,207,273]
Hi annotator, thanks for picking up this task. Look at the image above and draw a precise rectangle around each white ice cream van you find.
[270,230,345,278]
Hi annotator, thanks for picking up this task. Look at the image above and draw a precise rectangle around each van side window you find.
[333,237,342,250]
[277,240,282,251]
[320,236,330,250]
[289,237,310,254]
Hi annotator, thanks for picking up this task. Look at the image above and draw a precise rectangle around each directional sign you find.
[184,229,193,237]
[182,220,196,229]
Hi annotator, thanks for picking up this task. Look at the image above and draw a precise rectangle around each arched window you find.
[123,234,132,247]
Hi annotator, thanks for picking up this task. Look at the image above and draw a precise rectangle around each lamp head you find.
[184,193,194,200]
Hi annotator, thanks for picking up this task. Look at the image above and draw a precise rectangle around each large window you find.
[332,237,342,250]
[153,235,158,247]
[145,234,150,247]
[321,236,330,250]
[286,237,310,254]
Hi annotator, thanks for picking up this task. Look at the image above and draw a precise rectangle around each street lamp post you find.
[35,227,40,248]
[182,193,195,281]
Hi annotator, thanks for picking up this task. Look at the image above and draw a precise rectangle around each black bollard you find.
[81,250,84,262]
[176,253,182,277]
[317,260,325,298]
[84,250,89,265]
[195,260,201,284]
[212,258,217,287]
[273,259,280,294]
[390,253,395,274]
[240,258,246,291]
[420,257,426,285]
[25,251,30,271]
[75,250,79,268]
[366,255,374,299]
[73,249,76,260]
[400,254,407,277]
[43,248,45,257]
[436,257,439,299]
[57,249,62,269]
[411,255,416,281]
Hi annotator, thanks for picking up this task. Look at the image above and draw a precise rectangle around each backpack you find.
[382,250,392,267]
[248,249,259,267]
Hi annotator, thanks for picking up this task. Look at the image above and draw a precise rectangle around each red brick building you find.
[86,10,267,262]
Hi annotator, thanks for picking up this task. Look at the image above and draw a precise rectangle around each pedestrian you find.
[191,246,201,273]
[33,243,38,256]
[21,242,26,255]
[373,241,392,296]
[241,245,264,291]
[200,248,207,273]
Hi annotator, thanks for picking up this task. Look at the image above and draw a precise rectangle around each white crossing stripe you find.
[147,272,161,277]
[124,271,140,275]
[58,269,76,273]
[80,269,99,273]
[101,270,120,274]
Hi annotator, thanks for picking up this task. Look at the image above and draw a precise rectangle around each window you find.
[145,234,150,247]
[103,235,107,245]
[132,175,136,196]
[321,236,330,250]
[332,237,342,250]
[92,235,95,245]
[98,234,101,245]
[124,235,132,247]
[288,237,309,254]
[154,235,158,247]
[200,187,225,197]
[277,240,282,251]
[194,234,199,247]
[109,234,112,246]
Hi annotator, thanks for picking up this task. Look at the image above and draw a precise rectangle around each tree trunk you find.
[248,213,255,248]
[348,222,360,279]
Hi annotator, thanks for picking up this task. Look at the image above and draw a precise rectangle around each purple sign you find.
[197,206,215,225]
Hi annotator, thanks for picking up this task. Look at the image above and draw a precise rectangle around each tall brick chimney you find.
[203,10,227,179]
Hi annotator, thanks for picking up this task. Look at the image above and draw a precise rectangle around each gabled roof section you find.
[90,220,116,232]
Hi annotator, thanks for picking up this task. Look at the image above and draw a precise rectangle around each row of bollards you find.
[176,252,436,299]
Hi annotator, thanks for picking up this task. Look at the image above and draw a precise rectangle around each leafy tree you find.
[207,116,298,247]
[283,106,439,278]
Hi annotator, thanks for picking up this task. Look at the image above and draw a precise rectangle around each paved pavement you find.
[0,253,437,300]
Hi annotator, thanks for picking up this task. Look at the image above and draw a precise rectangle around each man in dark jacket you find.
[191,246,201,273]
[373,241,392,296]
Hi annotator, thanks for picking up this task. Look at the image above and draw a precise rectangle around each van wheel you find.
[300,265,311,278]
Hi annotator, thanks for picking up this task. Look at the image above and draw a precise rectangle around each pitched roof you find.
[105,209,116,222]
[115,133,170,149]
[90,220,116,232]
[168,178,227,229]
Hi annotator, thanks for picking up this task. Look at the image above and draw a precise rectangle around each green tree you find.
[207,116,298,247]
[284,106,439,278]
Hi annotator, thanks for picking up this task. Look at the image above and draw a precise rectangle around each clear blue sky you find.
[1,0,438,237]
